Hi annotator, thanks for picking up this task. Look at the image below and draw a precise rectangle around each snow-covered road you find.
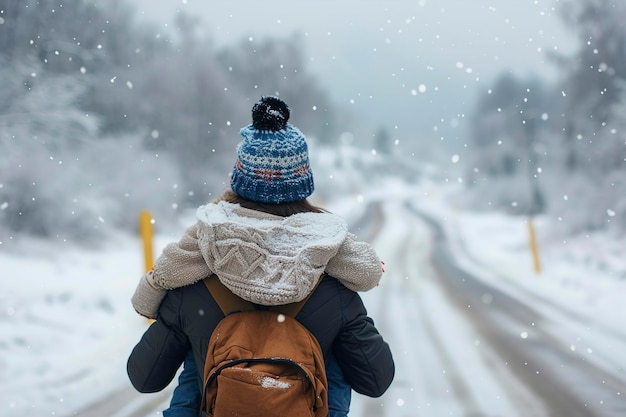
[350,199,625,417]
[352,200,547,417]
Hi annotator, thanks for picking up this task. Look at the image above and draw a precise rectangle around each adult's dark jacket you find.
[127,275,394,398]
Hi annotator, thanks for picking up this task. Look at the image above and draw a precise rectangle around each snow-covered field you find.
[1,179,624,417]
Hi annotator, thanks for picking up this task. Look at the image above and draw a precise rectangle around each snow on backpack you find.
[201,275,328,417]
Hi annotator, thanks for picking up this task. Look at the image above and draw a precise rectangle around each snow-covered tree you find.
[0,64,183,242]
[556,0,626,172]
[0,1,347,242]
[465,74,553,215]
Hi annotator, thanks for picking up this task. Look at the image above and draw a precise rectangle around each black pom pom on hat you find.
[251,96,290,131]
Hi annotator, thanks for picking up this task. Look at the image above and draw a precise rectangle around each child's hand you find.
[131,270,167,319]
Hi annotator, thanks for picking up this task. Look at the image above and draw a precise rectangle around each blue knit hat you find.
[230,96,314,204]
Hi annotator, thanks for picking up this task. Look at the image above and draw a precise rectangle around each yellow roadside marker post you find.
[139,210,155,323]
[522,110,544,275]
[527,217,542,274]
[139,210,154,273]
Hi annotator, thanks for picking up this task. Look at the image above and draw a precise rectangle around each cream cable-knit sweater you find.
[132,201,382,319]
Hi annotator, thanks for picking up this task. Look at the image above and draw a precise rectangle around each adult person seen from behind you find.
[127,96,395,416]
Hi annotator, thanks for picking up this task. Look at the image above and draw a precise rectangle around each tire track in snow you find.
[355,201,496,417]
[417,205,626,417]
[354,200,556,417]
[439,208,626,378]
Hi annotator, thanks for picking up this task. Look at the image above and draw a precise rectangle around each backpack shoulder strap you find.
[203,275,255,315]
[203,274,326,317]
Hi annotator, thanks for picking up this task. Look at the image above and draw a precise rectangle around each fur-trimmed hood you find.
[195,201,348,305]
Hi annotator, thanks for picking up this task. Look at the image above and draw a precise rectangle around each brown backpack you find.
[201,275,328,417]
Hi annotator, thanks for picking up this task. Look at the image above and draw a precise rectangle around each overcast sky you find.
[130,0,577,150]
